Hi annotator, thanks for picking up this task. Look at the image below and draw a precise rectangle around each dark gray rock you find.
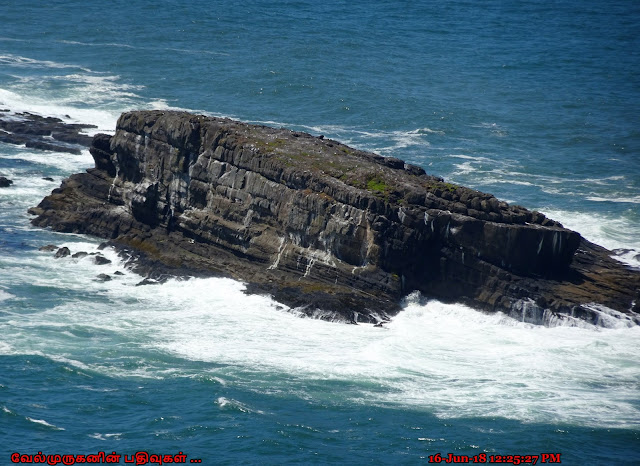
[0,176,13,187]
[96,273,111,282]
[93,255,112,265]
[29,110,640,325]
[136,278,160,286]
[0,111,96,154]
[72,251,89,259]
[54,247,71,258]
[39,244,58,252]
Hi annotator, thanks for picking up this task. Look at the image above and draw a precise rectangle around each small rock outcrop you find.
[0,111,96,154]
[54,247,71,258]
[0,176,13,187]
[29,111,640,325]
[93,255,112,266]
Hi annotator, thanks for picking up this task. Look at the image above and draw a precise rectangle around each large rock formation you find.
[29,110,640,326]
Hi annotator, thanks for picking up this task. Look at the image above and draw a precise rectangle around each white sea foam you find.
[1,245,638,430]
[496,179,536,187]
[56,39,230,57]
[448,154,488,161]
[25,417,65,430]
[76,385,119,392]
[0,289,15,302]
[150,289,640,428]
[0,52,161,133]
[471,121,509,137]
[52,73,144,100]
[58,40,138,49]
[88,432,122,441]
[0,37,30,43]
[412,127,445,135]
[586,195,640,204]
[0,53,91,72]
[216,397,265,414]
[1,147,93,173]
[453,161,475,175]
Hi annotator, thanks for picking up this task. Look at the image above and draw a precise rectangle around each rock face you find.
[29,110,640,326]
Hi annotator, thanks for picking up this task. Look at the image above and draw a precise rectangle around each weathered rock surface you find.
[96,274,112,282]
[93,255,112,266]
[29,110,640,326]
[0,111,96,154]
[54,247,71,258]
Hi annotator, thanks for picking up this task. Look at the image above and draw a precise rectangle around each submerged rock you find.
[29,110,640,325]
[0,176,13,187]
[136,278,160,286]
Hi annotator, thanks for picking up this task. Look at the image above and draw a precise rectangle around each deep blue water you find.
[1,0,639,464]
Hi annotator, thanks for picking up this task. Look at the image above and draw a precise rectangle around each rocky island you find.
[29,110,640,326]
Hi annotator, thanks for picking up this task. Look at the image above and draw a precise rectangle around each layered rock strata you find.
[29,110,640,325]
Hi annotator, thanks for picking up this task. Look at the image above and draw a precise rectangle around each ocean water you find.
[1,0,639,463]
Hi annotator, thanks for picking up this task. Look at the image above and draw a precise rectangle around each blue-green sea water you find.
[1,1,639,464]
